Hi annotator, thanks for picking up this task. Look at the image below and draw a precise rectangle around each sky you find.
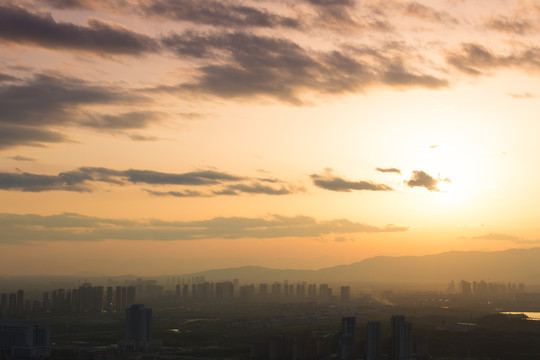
[1,0,540,276]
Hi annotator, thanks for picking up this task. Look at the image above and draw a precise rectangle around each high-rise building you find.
[398,322,412,360]
[366,321,381,360]
[115,286,122,312]
[319,284,329,302]
[127,286,136,307]
[340,286,350,303]
[106,287,113,312]
[390,315,405,360]
[308,284,317,298]
[0,321,50,359]
[94,286,104,312]
[182,284,188,299]
[259,283,268,299]
[271,282,281,298]
[42,292,50,313]
[416,334,428,360]
[340,317,355,360]
[57,289,65,313]
[233,279,239,298]
[0,294,6,318]
[118,304,160,352]
[239,284,255,301]
[121,287,127,310]
[16,290,24,317]
[8,294,16,317]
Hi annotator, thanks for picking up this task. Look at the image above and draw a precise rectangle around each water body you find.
[500,312,540,320]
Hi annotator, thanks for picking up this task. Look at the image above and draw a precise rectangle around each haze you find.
[1,0,539,276]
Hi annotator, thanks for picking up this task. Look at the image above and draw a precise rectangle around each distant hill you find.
[181,247,540,284]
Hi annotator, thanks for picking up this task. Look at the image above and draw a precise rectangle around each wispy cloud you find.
[447,43,540,76]
[0,3,159,55]
[485,16,536,35]
[399,1,458,24]
[0,167,301,196]
[8,155,36,162]
[375,167,401,174]
[0,125,68,150]
[0,212,408,243]
[0,73,154,148]
[508,92,535,99]
[472,233,540,244]
[160,31,448,104]
[311,169,393,192]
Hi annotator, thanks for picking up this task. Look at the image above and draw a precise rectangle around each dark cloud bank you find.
[0,212,407,243]
[0,167,301,196]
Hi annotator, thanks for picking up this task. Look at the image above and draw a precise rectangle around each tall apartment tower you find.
[8,293,16,317]
[390,315,405,360]
[340,286,351,303]
[319,284,329,302]
[0,294,7,318]
[127,286,136,307]
[106,287,113,312]
[122,304,152,352]
[16,290,24,316]
[398,322,412,360]
[308,284,317,298]
[366,321,381,360]
[340,316,355,360]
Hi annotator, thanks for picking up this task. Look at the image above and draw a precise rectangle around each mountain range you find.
[181,247,540,285]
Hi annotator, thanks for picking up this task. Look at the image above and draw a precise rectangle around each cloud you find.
[138,0,299,29]
[128,134,160,142]
[80,111,166,129]
[143,181,302,197]
[0,171,91,192]
[0,124,69,150]
[471,233,540,244]
[400,1,457,23]
[472,233,523,241]
[0,212,408,243]
[0,73,144,127]
[0,71,17,82]
[508,92,535,99]
[143,189,208,197]
[311,170,393,192]
[39,0,300,29]
[37,0,109,10]
[375,167,401,174]
[406,170,449,191]
[0,166,302,196]
[0,73,151,148]
[219,182,302,196]
[0,167,242,192]
[9,155,36,162]
[447,43,540,76]
[0,3,159,55]
[307,0,355,6]
[161,31,448,103]
[486,16,535,35]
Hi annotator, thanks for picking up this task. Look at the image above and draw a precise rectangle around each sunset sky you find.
[1,0,540,276]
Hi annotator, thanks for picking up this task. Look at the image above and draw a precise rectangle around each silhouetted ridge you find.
[178,247,540,283]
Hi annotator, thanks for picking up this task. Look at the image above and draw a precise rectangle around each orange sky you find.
[1,0,540,275]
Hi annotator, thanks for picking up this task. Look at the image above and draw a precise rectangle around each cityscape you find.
[1,269,539,359]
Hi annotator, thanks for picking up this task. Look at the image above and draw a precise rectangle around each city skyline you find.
[1,0,540,275]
